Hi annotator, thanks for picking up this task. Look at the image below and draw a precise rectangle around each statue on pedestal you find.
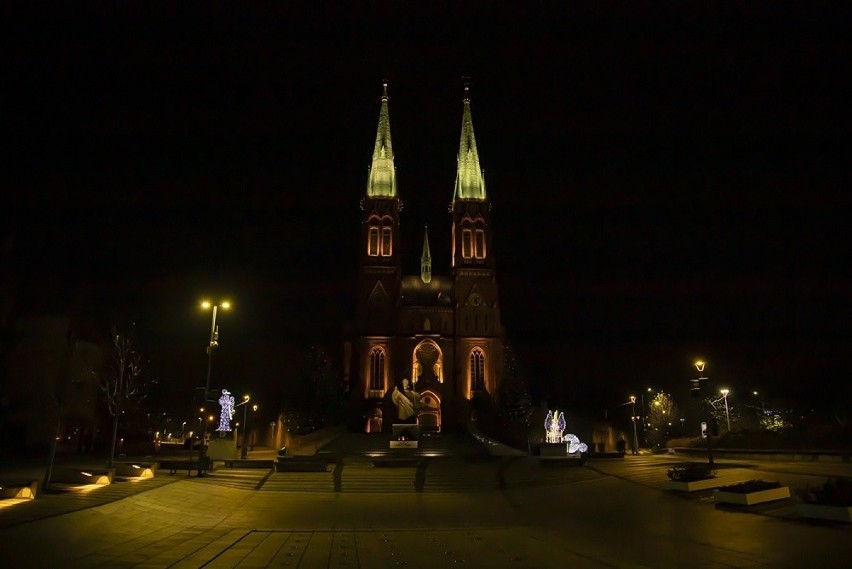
[391,378,420,422]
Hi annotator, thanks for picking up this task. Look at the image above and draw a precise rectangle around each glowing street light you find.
[720,388,731,432]
[694,359,713,467]
[196,300,230,476]
[236,395,251,460]
[201,300,231,398]
[629,395,639,455]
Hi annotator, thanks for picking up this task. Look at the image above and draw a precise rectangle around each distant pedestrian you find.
[616,438,626,454]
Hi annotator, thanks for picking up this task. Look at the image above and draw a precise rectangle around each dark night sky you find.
[3,3,851,416]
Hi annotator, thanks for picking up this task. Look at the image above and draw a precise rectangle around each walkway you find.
[0,438,850,567]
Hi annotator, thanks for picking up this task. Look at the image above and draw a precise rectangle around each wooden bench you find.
[371,457,422,468]
[222,459,274,469]
[538,456,587,467]
[158,458,210,475]
[274,457,330,472]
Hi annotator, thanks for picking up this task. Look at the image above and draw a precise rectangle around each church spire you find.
[421,225,432,284]
[366,80,397,198]
[453,81,486,201]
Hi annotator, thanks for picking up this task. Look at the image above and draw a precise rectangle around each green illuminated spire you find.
[421,225,432,284]
[453,83,486,201]
[366,81,397,198]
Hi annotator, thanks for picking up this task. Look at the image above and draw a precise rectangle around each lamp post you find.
[640,387,654,445]
[197,300,230,475]
[695,360,713,467]
[236,395,250,459]
[251,404,258,450]
[629,395,639,455]
[720,388,731,432]
[201,300,231,398]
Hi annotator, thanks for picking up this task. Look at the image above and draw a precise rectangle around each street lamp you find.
[629,395,639,455]
[251,404,258,450]
[720,388,731,432]
[236,395,251,459]
[201,300,231,398]
[640,387,655,444]
[694,360,713,467]
[196,300,230,475]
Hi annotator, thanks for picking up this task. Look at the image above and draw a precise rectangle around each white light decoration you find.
[216,389,235,432]
[564,433,588,454]
[544,409,567,443]
[545,409,589,453]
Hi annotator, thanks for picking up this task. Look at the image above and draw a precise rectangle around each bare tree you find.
[102,325,146,467]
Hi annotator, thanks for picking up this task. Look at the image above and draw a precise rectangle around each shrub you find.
[718,480,781,493]
[799,477,852,507]
[667,463,716,481]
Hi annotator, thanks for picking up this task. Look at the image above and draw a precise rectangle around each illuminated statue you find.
[545,409,566,443]
[544,409,589,453]
[216,389,235,432]
[392,378,420,422]
[564,433,589,454]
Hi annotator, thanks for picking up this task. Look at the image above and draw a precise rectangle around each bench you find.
[538,456,588,467]
[371,457,422,468]
[222,459,274,469]
[274,457,330,472]
[158,458,210,475]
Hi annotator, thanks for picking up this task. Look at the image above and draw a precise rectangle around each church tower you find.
[355,82,401,402]
[351,81,505,434]
[451,84,504,399]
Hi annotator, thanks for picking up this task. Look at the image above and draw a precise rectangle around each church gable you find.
[368,281,390,305]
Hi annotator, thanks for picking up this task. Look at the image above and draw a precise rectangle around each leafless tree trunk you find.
[102,326,145,468]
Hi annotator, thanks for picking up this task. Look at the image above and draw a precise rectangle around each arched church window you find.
[461,219,473,259]
[369,347,385,391]
[381,225,392,256]
[474,220,486,259]
[470,348,485,392]
[368,226,380,256]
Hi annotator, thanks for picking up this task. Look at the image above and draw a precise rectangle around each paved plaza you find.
[1,434,850,568]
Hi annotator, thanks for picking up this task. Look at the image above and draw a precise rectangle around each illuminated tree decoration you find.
[217,389,235,432]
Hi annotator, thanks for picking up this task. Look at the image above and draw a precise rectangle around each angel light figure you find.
[544,409,566,443]
[216,389,235,432]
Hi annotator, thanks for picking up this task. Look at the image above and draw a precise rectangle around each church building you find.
[349,83,505,434]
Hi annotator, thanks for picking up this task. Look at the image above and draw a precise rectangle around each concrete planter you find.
[0,480,39,499]
[667,478,728,492]
[539,443,568,457]
[715,486,790,505]
[113,463,156,478]
[53,468,114,485]
[797,504,852,523]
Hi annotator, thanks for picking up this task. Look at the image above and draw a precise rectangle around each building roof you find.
[366,81,397,198]
[453,84,486,201]
[400,275,454,307]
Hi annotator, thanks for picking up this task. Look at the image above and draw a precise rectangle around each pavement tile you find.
[2,443,851,568]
